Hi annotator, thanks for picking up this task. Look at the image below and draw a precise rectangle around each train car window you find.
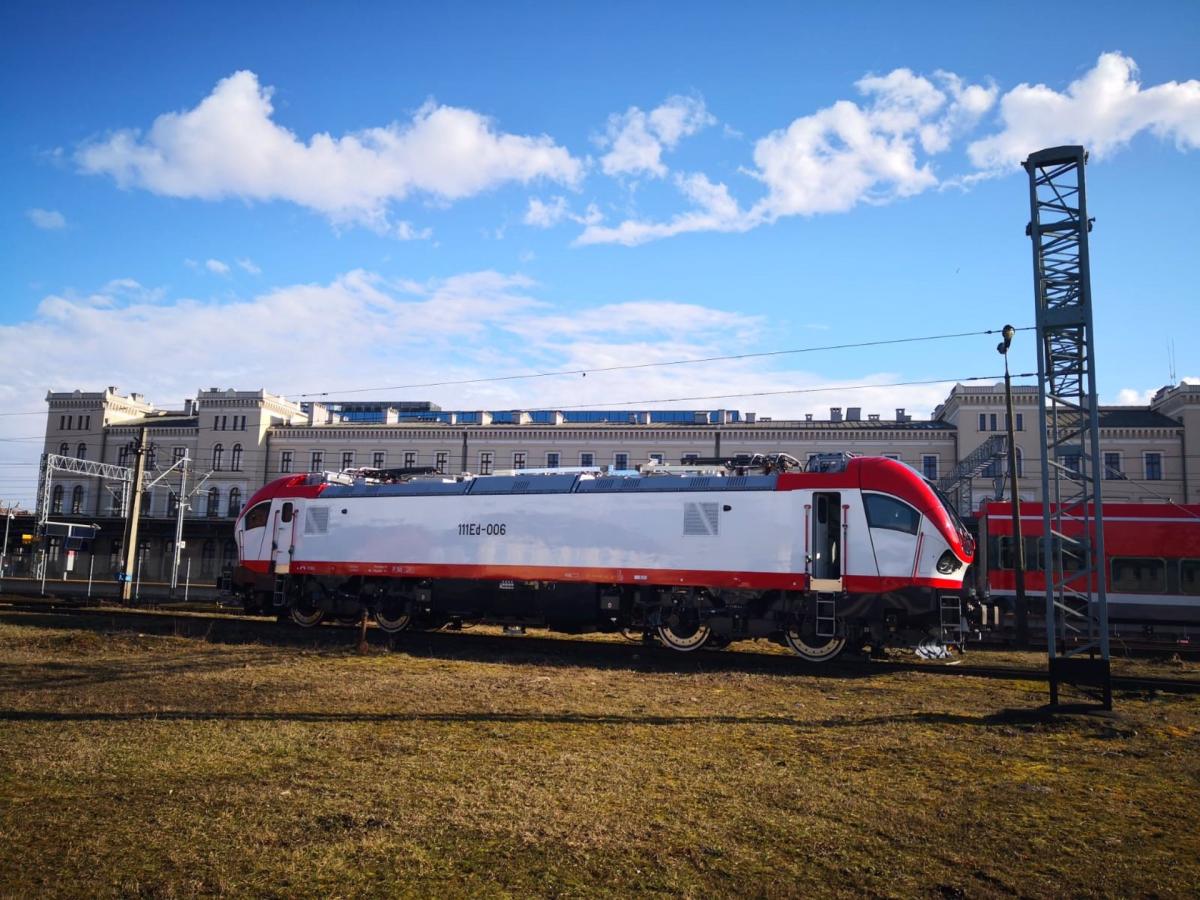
[244,502,271,530]
[1110,557,1166,593]
[863,494,919,535]
[1180,560,1200,596]
[1039,537,1083,573]
[282,502,294,524]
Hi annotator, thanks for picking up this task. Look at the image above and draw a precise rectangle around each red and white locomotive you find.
[231,453,975,661]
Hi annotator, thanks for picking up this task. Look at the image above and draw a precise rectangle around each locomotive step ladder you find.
[939,594,964,646]
[814,593,838,639]
[272,575,289,608]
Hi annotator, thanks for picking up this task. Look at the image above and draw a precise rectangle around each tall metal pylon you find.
[1023,146,1111,709]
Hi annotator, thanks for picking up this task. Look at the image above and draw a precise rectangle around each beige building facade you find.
[20,380,1199,585]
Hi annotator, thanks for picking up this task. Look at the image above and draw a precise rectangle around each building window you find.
[47,536,62,563]
[978,413,987,432]
[280,450,293,473]
[76,443,87,460]
[173,446,186,464]
[373,451,386,469]
[51,484,63,514]
[922,455,939,480]
[71,485,84,514]
[212,444,224,470]
[59,415,66,430]
[479,451,494,475]
[513,452,526,469]
[146,444,157,469]
[883,453,901,462]
[989,413,998,432]
[213,416,220,431]
[404,451,417,468]
[580,452,595,467]
[341,450,355,470]
[546,452,560,468]
[310,451,323,472]
[614,452,629,469]
[231,444,243,471]
[1144,452,1163,481]
[118,445,130,466]
[201,540,216,576]
[59,442,69,457]
[227,487,242,517]
[236,415,246,430]
[1104,452,1123,480]
[435,451,448,474]
[207,487,220,517]
[111,492,123,516]
[222,540,237,572]
[648,453,665,465]
[1016,413,1023,431]
[167,493,179,517]
[1014,448,1023,479]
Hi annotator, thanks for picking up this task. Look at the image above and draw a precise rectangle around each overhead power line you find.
[287,327,1034,399]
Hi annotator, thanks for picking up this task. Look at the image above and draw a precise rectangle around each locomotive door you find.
[271,501,295,575]
[810,492,843,591]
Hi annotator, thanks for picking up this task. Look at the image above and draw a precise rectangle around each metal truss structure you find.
[35,454,134,532]
[1024,146,1111,709]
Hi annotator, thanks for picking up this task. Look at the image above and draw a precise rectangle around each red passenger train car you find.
[977,501,1200,638]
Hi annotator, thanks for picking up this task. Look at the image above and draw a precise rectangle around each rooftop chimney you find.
[805,413,813,422]
[896,407,907,422]
[847,407,861,422]
[830,407,843,422]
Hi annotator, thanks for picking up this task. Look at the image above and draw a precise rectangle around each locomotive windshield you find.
[929,481,973,551]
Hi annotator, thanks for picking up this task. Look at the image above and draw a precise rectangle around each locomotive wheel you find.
[289,600,325,628]
[373,605,413,633]
[783,627,847,663]
[656,608,711,652]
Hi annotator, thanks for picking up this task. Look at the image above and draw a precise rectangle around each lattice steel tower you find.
[1024,146,1111,709]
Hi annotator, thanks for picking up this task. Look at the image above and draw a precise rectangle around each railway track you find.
[2,596,1198,697]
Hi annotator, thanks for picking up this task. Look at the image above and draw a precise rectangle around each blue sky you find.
[1,1,1198,502]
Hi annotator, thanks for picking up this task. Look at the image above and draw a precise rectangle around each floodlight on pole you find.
[996,323,1028,643]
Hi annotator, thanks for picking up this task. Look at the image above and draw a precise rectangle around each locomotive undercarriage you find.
[234,567,961,662]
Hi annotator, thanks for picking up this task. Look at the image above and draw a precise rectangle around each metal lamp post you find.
[997,324,1029,643]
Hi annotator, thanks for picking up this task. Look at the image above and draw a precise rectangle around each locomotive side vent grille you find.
[683,502,720,536]
[726,476,747,488]
[513,480,530,492]
[305,506,330,535]
[689,477,712,489]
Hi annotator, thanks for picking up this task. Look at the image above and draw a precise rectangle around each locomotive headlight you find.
[936,550,962,575]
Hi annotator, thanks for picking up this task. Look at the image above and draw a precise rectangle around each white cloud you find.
[76,70,584,232]
[524,195,603,229]
[1114,387,1158,406]
[236,258,261,275]
[581,69,994,245]
[599,95,715,178]
[575,172,751,246]
[205,258,230,275]
[968,52,1200,171]
[27,208,67,230]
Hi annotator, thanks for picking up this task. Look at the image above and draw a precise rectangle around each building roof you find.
[1098,408,1181,429]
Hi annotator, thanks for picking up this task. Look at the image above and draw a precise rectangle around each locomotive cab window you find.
[244,502,271,531]
[863,493,919,535]
[1110,557,1166,593]
[281,502,294,524]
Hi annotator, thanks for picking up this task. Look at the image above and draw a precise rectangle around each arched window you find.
[201,540,216,576]
[58,442,69,457]
[76,443,87,460]
[231,443,243,471]
[71,485,84,514]
[227,487,242,517]
[51,484,63,514]
[207,486,220,517]
[212,444,224,471]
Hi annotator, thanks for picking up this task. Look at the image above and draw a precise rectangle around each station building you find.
[15,380,1199,585]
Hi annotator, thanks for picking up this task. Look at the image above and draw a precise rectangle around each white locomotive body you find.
[233,455,975,661]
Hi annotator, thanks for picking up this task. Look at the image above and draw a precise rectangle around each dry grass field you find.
[0,611,1198,898]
